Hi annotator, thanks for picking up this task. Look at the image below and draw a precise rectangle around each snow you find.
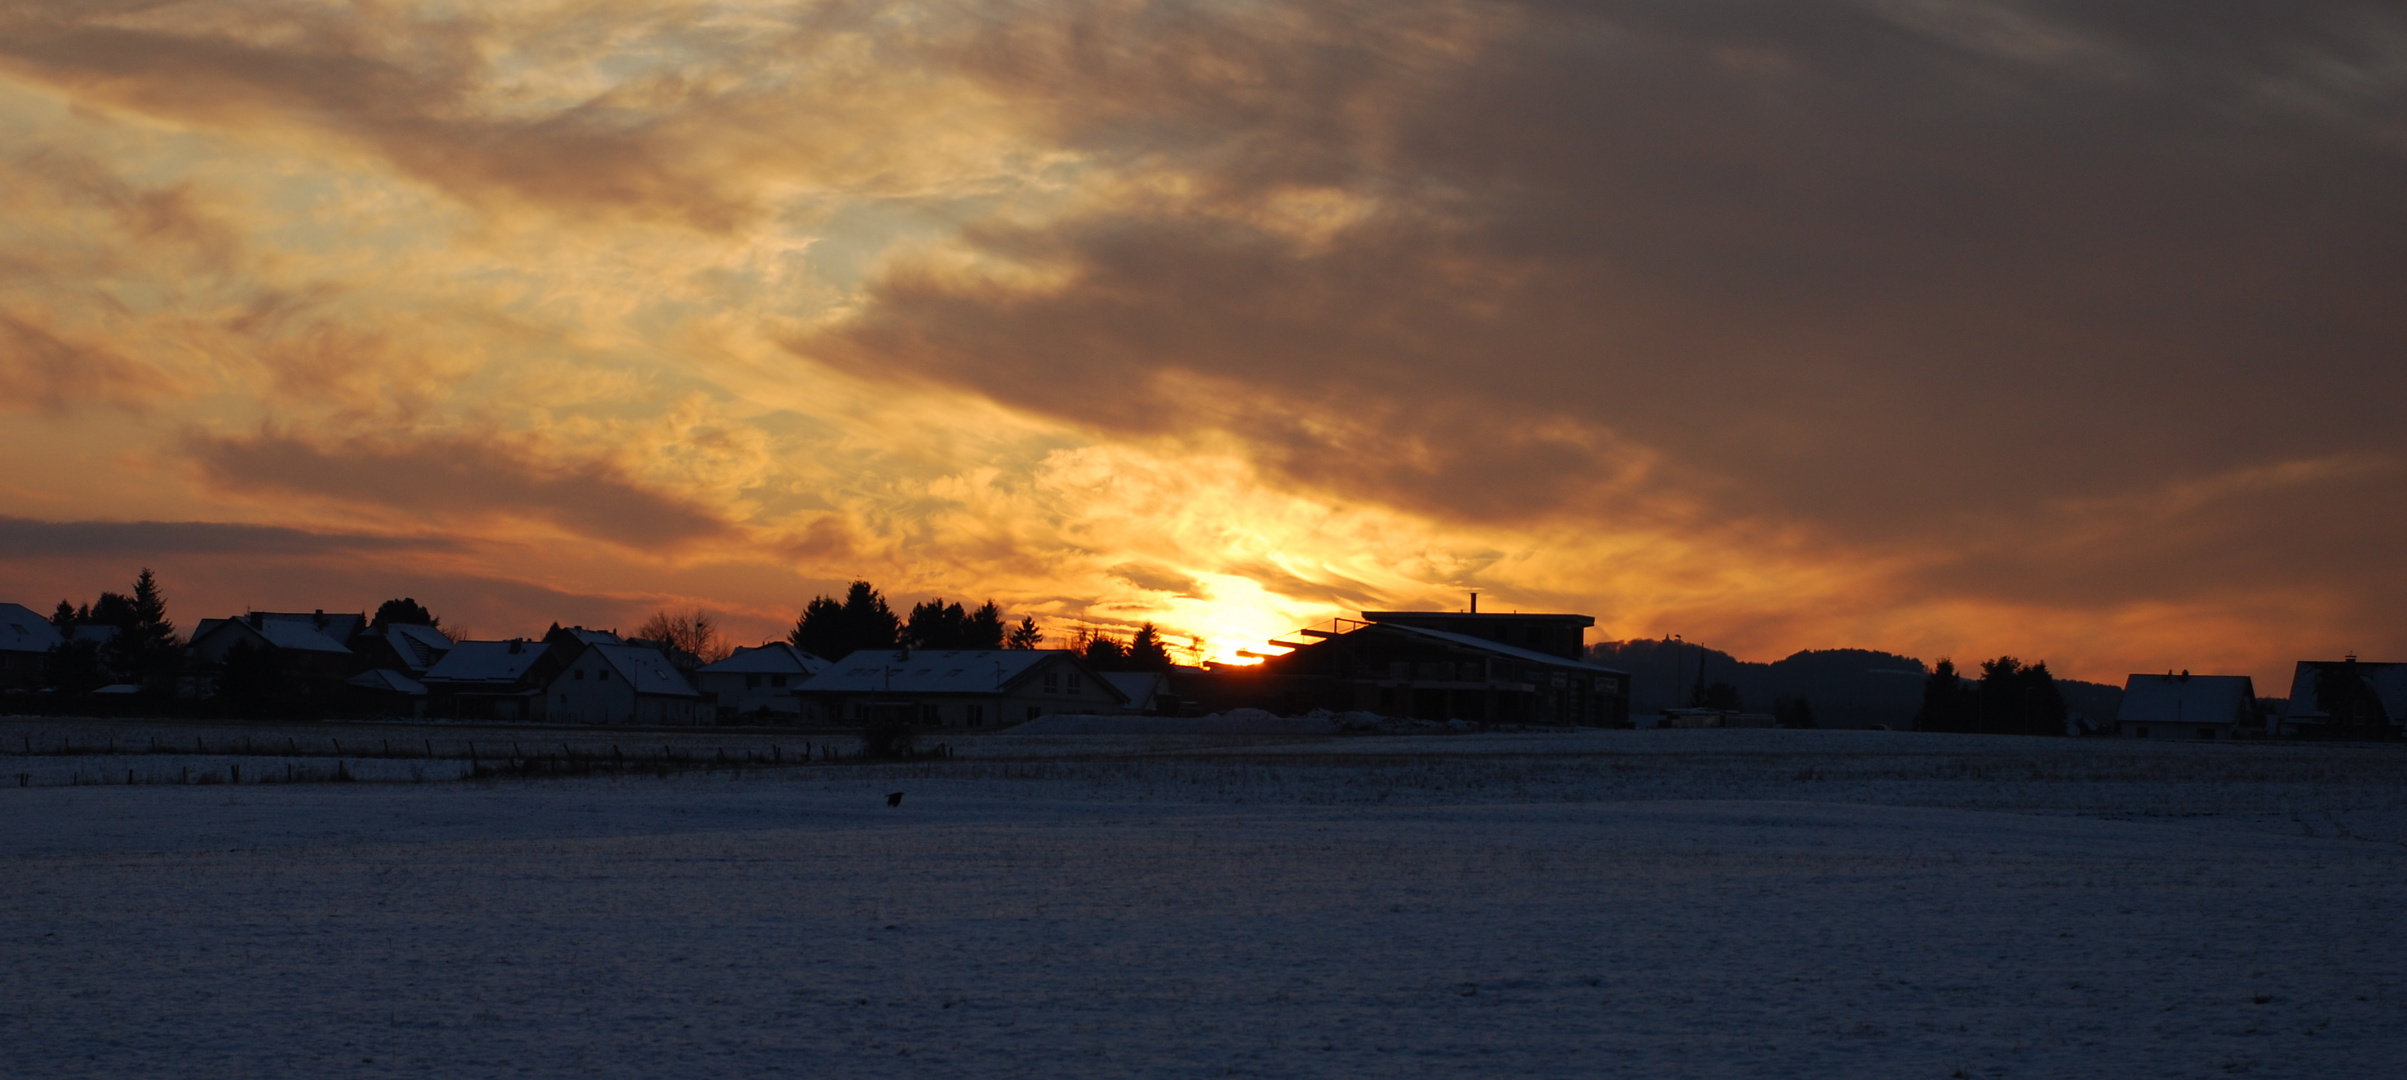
[4,727,2405,1077]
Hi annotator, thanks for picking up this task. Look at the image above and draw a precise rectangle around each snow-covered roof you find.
[1102,671,1168,707]
[71,624,118,645]
[348,668,427,695]
[2283,661,2407,723]
[378,623,455,671]
[807,649,1127,702]
[195,613,354,654]
[0,603,62,654]
[424,640,550,684]
[2116,673,2254,726]
[587,644,701,698]
[696,642,828,675]
[553,627,623,646]
[1372,623,1628,674]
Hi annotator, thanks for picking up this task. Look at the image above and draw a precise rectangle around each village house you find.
[803,648,1128,726]
[2279,658,2406,738]
[422,639,558,721]
[692,642,827,720]
[2113,672,2256,739]
[1210,610,1631,726]
[185,610,363,702]
[543,642,706,725]
[0,602,63,692]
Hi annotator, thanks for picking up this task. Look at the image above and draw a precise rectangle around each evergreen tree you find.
[1978,657,2068,736]
[966,601,1006,649]
[788,595,844,657]
[1075,626,1128,667]
[1124,623,1174,672]
[905,599,970,649]
[1915,658,1975,732]
[50,600,75,635]
[1774,694,1817,729]
[104,569,177,687]
[1005,615,1044,650]
[789,581,900,659]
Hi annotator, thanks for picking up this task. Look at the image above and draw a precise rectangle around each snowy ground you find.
[4,729,2404,1077]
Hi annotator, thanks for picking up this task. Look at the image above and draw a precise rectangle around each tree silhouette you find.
[904,598,1011,649]
[1915,658,1976,732]
[967,601,1006,649]
[1978,656,2067,736]
[790,581,901,659]
[1125,623,1174,672]
[1073,626,1128,667]
[637,606,732,664]
[370,597,440,632]
[1774,694,1816,729]
[104,569,177,688]
[1005,615,1044,650]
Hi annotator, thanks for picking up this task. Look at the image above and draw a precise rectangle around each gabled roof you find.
[553,627,624,646]
[1370,622,1628,673]
[377,623,455,671]
[2283,661,2407,723]
[347,668,427,695]
[806,648,1128,702]
[586,644,700,698]
[1102,671,1168,707]
[2116,673,2254,726]
[0,603,63,654]
[71,624,119,645]
[194,613,354,654]
[696,642,828,675]
[424,640,550,684]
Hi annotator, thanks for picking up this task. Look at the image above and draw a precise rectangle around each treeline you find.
[1914,657,2070,736]
[785,580,1183,671]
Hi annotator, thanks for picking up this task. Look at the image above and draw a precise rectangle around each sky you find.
[1,0,2402,685]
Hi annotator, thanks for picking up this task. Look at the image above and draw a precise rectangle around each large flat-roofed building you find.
[1207,610,1629,726]
[1356,611,1594,661]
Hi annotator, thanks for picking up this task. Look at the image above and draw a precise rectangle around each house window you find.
[574,669,584,680]
[1043,672,1059,693]
[770,675,787,688]
[1067,674,1082,694]
[968,704,984,726]
[1027,704,1042,720]
[598,668,610,680]
[2135,726,2149,738]
[746,674,761,689]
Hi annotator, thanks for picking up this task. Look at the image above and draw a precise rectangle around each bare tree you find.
[636,606,733,663]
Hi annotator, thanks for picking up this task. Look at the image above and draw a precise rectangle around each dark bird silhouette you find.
[886,791,904,807]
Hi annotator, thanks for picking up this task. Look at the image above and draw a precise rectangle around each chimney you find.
[509,639,524,654]
[1469,592,1478,614]
[248,611,264,629]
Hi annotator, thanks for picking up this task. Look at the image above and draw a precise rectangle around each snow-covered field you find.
[5,729,2404,1077]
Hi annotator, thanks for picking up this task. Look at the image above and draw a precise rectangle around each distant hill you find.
[1588,638,2123,730]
